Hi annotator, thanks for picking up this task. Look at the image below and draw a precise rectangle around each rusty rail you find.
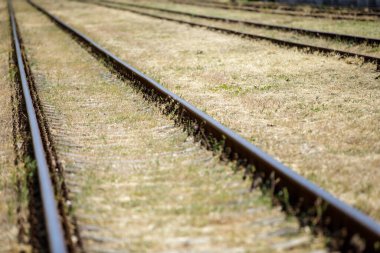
[101,0,380,45]
[84,0,380,69]
[170,0,380,21]
[202,0,380,16]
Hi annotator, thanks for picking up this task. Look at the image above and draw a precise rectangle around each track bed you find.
[0,2,21,250]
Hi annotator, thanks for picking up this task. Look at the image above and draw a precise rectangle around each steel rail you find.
[82,1,380,69]
[170,0,379,21]
[8,1,68,253]
[172,0,380,20]
[28,1,380,251]
[248,6,380,17]
[193,0,380,17]
[101,0,380,45]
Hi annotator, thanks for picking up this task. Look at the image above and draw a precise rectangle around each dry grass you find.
[116,0,380,38]
[36,0,380,221]
[0,2,23,252]
[108,2,380,58]
[14,0,328,252]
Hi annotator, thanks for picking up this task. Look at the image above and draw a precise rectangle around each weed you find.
[254,83,278,91]
[24,156,37,180]
[211,83,244,95]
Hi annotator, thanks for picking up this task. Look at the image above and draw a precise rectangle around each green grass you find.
[211,83,245,95]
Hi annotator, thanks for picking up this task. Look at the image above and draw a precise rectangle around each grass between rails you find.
[114,0,380,38]
[35,0,380,221]
[14,0,329,252]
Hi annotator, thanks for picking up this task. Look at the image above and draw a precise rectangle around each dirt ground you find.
[14,0,327,252]
[34,0,380,221]
[0,2,23,252]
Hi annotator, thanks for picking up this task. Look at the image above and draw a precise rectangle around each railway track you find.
[25,0,380,251]
[101,0,380,45]
[16,2,329,251]
[83,0,380,69]
[8,1,81,252]
[170,0,380,21]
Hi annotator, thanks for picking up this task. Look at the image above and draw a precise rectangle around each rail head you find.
[28,0,380,251]
[8,1,67,252]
